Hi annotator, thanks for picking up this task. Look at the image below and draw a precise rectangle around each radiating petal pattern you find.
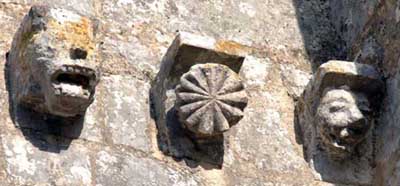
[175,63,248,136]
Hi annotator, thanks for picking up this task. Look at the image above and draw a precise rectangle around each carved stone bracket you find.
[7,5,100,118]
[4,5,100,152]
[151,32,249,167]
[297,60,384,184]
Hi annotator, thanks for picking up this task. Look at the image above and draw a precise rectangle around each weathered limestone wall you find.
[0,1,316,185]
[0,0,397,186]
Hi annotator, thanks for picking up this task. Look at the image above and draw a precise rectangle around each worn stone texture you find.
[223,56,315,185]
[2,130,92,185]
[95,149,204,186]
[102,75,153,153]
[3,0,398,186]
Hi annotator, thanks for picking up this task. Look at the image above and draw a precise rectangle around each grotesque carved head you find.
[301,61,384,160]
[316,87,372,158]
[175,63,248,137]
[7,5,100,117]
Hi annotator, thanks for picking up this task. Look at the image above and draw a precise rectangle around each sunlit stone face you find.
[316,88,372,158]
[8,6,100,117]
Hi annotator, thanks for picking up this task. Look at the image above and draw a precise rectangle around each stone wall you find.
[0,0,397,186]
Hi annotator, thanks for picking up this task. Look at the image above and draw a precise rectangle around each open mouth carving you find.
[51,65,97,99]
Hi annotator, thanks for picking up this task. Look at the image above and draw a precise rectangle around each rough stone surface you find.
[77,94,103,143]
[103,75,153,153]
[3,0,400,186]
[2,131,92,185]
[95,149,203,186]
[175,63,248,137]
[223,56,315,185]
[280,64,312,99]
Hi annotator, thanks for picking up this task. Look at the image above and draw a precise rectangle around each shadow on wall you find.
[292,1,386,185]
[4,53,83,153]
[291,0,383,145]
[291,0,382,149]
[292,0,380,72]
[292,0,357,150]
[292,0,348,72]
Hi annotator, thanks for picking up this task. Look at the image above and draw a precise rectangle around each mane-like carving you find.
[316,87,372,159]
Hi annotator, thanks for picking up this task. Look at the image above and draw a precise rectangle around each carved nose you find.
[70,48,87,60]
[340,128,350,138]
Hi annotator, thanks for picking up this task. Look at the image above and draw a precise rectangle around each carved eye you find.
[347,127,363,136]
[329,133,337,141]
[329,105,344,113]
[359,105,371,115]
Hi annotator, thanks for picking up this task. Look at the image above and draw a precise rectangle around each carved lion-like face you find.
[8,6,100,117]
[316,88,372,157]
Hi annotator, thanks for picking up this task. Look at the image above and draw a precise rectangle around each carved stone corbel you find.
[7,5,100,117]
[151,32,249,166]
[297,60,383,184]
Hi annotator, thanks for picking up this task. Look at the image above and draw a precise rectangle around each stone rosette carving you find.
[7,5,100,117]
[152,32,247,166]
[175,63,248,137]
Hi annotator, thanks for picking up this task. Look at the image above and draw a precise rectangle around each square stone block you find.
[160,32,248,83]
[314,60,383,97]
[103,75,153,153]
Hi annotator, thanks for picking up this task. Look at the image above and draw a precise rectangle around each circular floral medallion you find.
[175,63,248,136]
